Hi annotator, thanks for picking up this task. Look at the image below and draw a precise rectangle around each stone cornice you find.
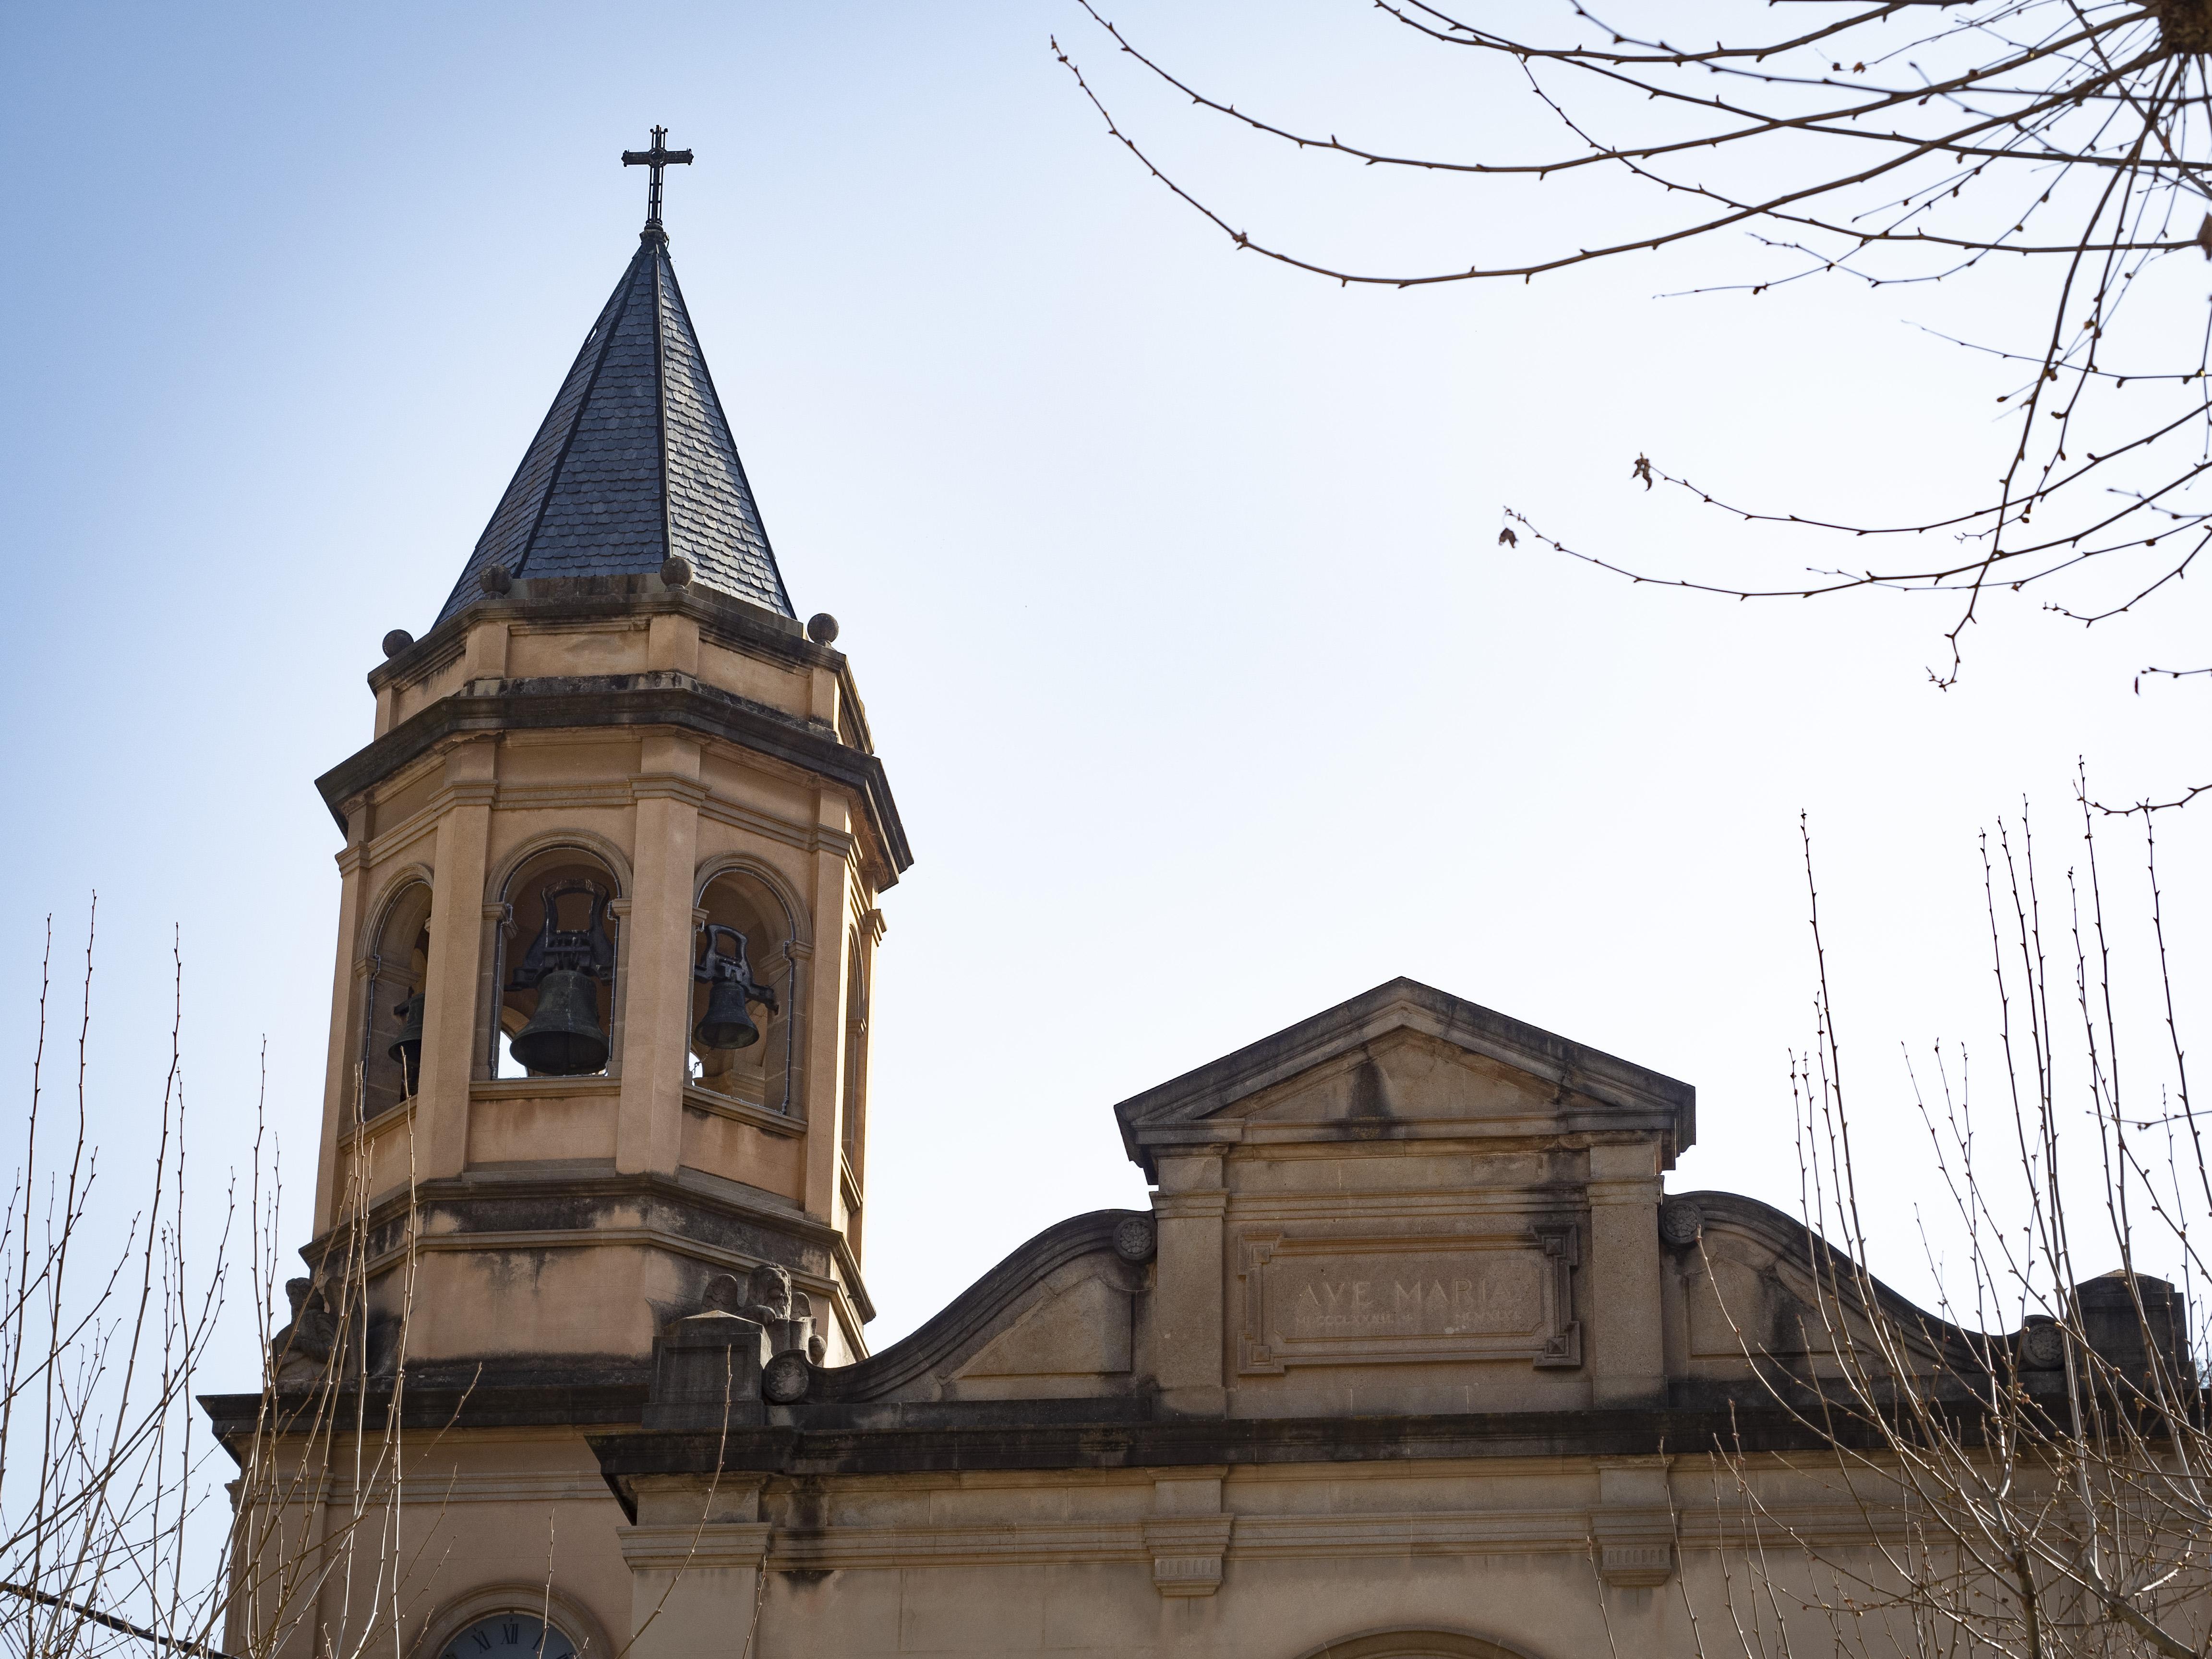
[1113,978,1695,1178]
[583,1398,1973,1484]
[316,671,911,885]
[371,579,877,758]
[618,1521,772,1571]
[314,1166,878,1326]
[373,581,825,692]
[198,1380,654,1450]
[683,1087,806,1140]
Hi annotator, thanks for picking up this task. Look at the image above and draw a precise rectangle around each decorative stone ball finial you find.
[381,629,415,660]
[806,612,840,646]
[478,564,512,596]
[659,555,693,589]
[761,1351,812,1404]
[1112,1215,1157,1264]
[2020,1317,2067,1370]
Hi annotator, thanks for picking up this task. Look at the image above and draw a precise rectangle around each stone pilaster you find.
[312,831,368,1235]
[617,736,704,1175]
[802,791,856,1228]
[619,1476,769,1659]
[1587,1138,1667,1405]
[1152,1152,1228,1417]
[418,742,496,1182]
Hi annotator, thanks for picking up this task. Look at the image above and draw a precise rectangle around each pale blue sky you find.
[3,1,2206,1350]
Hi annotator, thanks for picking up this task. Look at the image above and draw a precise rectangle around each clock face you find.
[442,1614,578,1659]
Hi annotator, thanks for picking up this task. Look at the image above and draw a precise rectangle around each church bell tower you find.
[302,130,909,1384]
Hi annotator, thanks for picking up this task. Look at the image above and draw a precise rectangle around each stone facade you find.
[204,209,2114,1659]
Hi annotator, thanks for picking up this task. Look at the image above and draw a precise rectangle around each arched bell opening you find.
[688,868,802,1114]
[361,879,433,1119]
[491,848,622,1080]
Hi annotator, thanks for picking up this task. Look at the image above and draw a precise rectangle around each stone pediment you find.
[1113,978,1695,1177]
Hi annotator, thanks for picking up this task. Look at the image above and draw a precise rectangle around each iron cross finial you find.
[621,125,694,234]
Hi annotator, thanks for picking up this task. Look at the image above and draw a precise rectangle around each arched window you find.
[1290,1634,1538,1659]
[492,848,622,1079]
[688,868,802,1114]
[361,879,433,1119]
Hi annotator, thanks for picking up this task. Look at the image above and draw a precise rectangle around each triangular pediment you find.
[1112,978,1694,1176]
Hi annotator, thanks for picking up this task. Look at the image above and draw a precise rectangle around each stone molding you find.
[369,1222,847,1312]
[313,1469,614,1506]
[617,1521,773,1571]
[1586,1176,1664,1208]
[1151,1190,1228,1222]
[470,1076,622,1103]
[596,1504,1765,1575]
[628,776,710,807]
[316,671,910,885]
[592,1400,1957,1483]
[375,579,842,685]
[321,1166,873,1317]
[682,1086,806,1140]
[338,1094,416,1152]
[1113,978,1697,1178]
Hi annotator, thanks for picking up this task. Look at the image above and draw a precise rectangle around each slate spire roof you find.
[435,229,794,626]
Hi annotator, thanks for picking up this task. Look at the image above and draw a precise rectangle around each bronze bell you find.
[510,968,609,1076]
[695,974,761,1052]
[693,924,779,1053]
[387,990,425,1095]
[506,878,617,1077]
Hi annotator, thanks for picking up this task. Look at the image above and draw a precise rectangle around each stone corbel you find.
[1144,1517,1234,1597]
[1146,1470,1232,1598]
[1592,1459,1675,1587]
[618,1474,770,1570]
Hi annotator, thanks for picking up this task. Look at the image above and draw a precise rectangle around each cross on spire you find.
[622,126,693,236]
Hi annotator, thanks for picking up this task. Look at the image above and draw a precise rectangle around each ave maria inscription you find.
[1239,1227,1582,1373]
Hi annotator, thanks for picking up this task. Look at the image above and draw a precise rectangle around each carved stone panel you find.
[958,1274,1133,1379]
[1237,1226,1581,1374]
[1687,1253,1837,1358]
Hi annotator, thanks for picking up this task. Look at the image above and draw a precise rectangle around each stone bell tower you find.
[300,142,909,1388]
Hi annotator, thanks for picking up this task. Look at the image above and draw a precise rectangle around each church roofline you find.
[1112,976,1696,1178]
